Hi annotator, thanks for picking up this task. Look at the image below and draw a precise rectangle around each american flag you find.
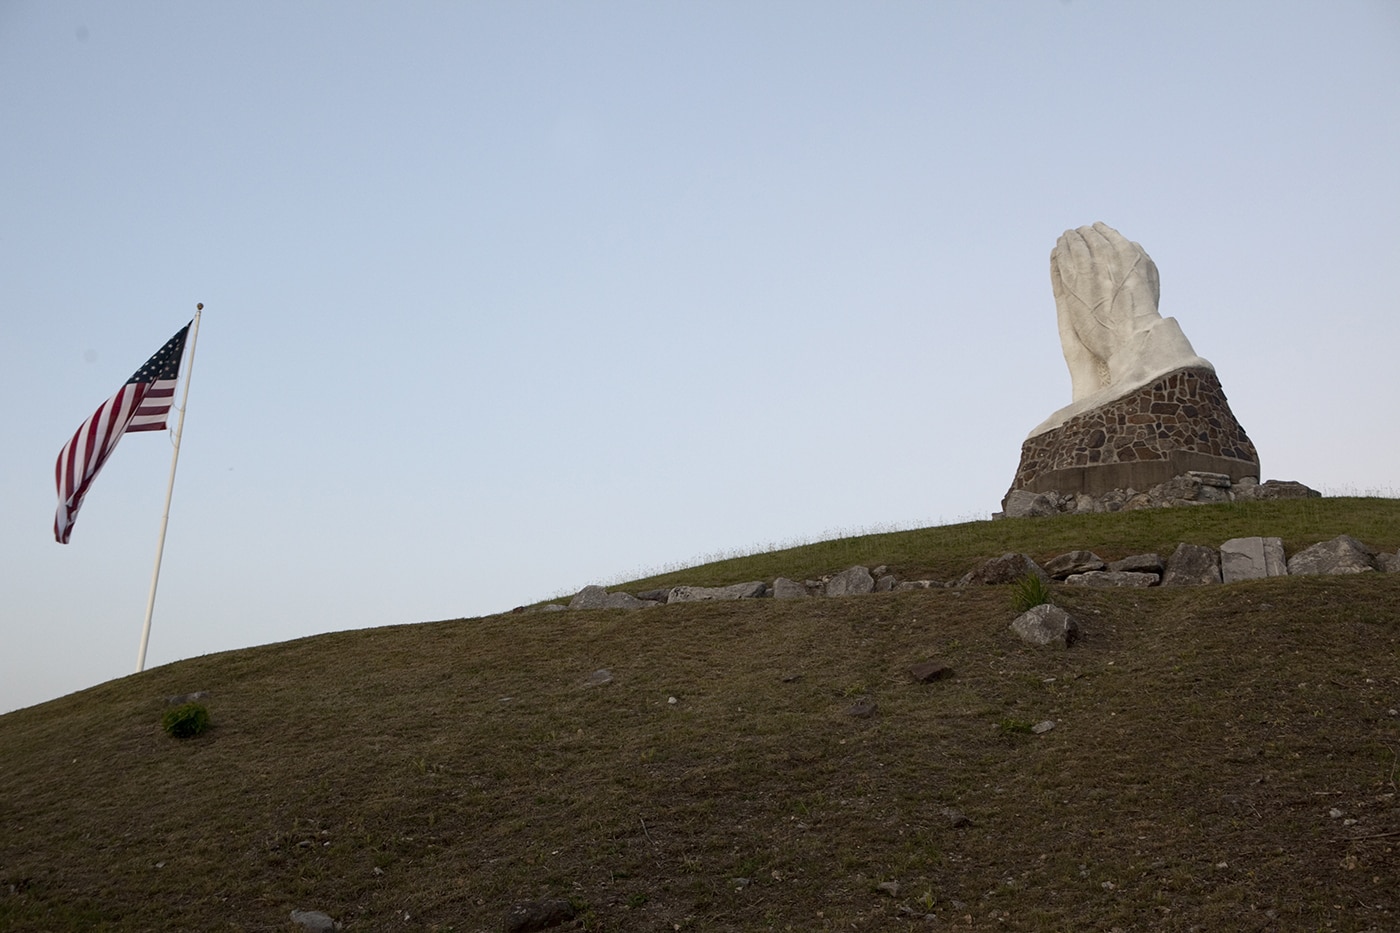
[54,322,192,544]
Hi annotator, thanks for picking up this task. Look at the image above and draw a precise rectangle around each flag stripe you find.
[54,325,190,543]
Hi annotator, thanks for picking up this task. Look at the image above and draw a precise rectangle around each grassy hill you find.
[2,498,1398,932]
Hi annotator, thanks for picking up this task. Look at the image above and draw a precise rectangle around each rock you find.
[1031,720,1056,734]
[1063,570,1158,587]
[1380,551,1400,573]
[959,553,1049,587]
[844,696,878,718]
[289,910,336,933]
[1220,536,1287,582]
[874,574,898,592]
[771,577,811,599]
[1234,479,1321,501]
[876,881,901,897]
[585,669,613,686]
[1002,489,1060,518]
[825,566,875,597]
[635,588,671,602]
[895,579,940,590]
[165,691,210,706]
[1010,604,1079,648]
[910,661,953,683]
[569,586,652,610]
[503,898,576,933]
[1161,543,1222,586]
[1043,550,1106,579]
[667,581,767,602]
[1108,553,1165,575]
[1287,535,1380,576]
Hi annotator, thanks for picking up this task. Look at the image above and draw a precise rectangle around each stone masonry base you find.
[1005,367,1259,504]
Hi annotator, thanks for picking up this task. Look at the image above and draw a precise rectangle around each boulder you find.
[1287,535,1380,576]
[1161,543,1222,586]
[874,574,898,592]
[824,566,875,597]
[771,577,811,599]
[958,553,1049,587]
[1108,553,1165,575]
[667,581,767,603]
[1234,479,1321,501]
[569,586,653,610]
[1011,604,1079,648]
[1063,571,1158,587]
[1002,489,1060,518]
[1043,550,1106,579]
[1219,536,1286,582]
[1380,551,1400,573]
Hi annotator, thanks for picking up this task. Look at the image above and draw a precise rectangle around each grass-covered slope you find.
[2,499,1398,932]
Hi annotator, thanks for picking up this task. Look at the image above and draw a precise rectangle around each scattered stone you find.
[1161,543,1222,586]
[289,910,336,933]
[1031,720,1056,734]
[1003,473,1320,518]
[844,696,878,718]
[941,807,972,828]
[635,588,671,602]
[667,581,767,602]
[165,691,210,706]
[910,661,953,683]
[895,579,940,590]
[1220,536,1287,583]
[1380,551,1400,573]
[825,566,875,597]
[771,577,811,599]
[585,669,613,687]
[1287,535,1380,576]
[959,553,1049,587]
[1108,553,1165,575]
[1233,479,1322,501]
[876,881,901,898]
[874,574,898,592]
[1043,550,1106,579]
[1011,604,1079,648]
[1002,489,1060,518]
[1063,571,1158,587]
[568,586,652,610]
[503,897,576,933]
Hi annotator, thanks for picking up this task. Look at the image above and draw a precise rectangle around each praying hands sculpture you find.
[1032,222,1212,435]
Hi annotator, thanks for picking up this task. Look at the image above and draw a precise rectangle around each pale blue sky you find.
[3,1,1397,713]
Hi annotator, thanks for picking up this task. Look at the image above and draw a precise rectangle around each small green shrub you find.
[1010,573,1054,613]
[162,702,210,739]
[997,717,1035,736]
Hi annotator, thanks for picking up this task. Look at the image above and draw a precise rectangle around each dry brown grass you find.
[2,499,1399,932]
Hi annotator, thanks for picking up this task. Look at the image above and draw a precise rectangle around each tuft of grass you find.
[1010,573,1054,613]
[160,702,209,739]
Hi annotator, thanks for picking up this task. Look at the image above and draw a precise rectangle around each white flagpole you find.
[136,304,203,673]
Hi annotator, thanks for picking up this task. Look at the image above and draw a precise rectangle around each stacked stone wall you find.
[1007,367,1259,500]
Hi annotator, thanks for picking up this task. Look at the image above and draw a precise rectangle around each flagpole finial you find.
[196,303,203,311]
